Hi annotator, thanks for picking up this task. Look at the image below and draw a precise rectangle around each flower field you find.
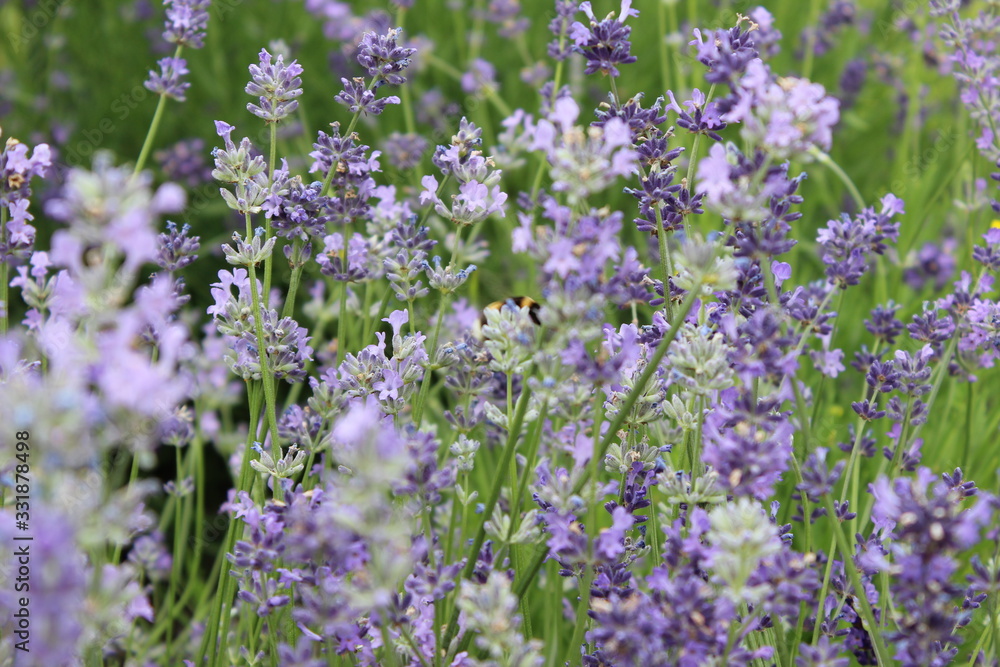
[2,0,1000,665]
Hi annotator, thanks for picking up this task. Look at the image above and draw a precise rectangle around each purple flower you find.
[46,152,186,275]
[930,6,1000,162]
[420,174,507,227]
[839,58,867,109]
[907,308,954,346]
[731,309,799,382]
[461,58,498,95]
[866,359,900,393]
[797,447,845,504]
[128,531,173,581]
[381,132,428,170]
[817,194,904,288]
[696,142,788,222]
[904,240,957,291]
[267,178,330,241]
[547,0,577,61]
[373,367,403,400]
[144,56,190,101]
[864,302,903,345]
[211,120,269,187]
[356,27,417,87]
[278,404,325,450]
[163,0,210,48]
[482,0,530,39]
[334,76,400,116]
[0,130,48,261]
[894,346,933,396]
[154,137,212,187]
[382,218,435,298]
[308,123,380,225]
[750,6,782,57]
[666,88,727,145]
[156,220,201,272]
[868,468,996,664]
[527,98,637,205]
[851,398,886,421]
[690,18,759,88]
[810,346,845,378]
[796,636,850,666]
[722,59,840,161]
[569,0,639,78]
[277,638,327,667]
[703,390,793,499]
[0,509,86,665]
[246,48,304,123]
[624,165,689,235]
[973,225,1000,270]
[799,0,857,58]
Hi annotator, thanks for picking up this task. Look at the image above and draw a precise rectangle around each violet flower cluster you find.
[2,3,1000,667]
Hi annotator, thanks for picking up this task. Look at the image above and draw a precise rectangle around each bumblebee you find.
[479,296,542,328]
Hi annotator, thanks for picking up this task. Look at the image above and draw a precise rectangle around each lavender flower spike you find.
[163,0,210,49]
[246,48,304,123]
[356,28,417,88]
[144,57,191,102]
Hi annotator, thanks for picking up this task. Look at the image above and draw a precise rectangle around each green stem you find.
[425,54,512,117]
[801,0,822,81]
[561,566,595,666]
[409,230,469,426]
[163,446,185,651]
[820,493,891,666]
[654,206,673,322]
[685,84,716,194]
[197,394,262,665]
[506,371,532,640]
[396,8,417,136]
[413,294,449,425]
[964,381,973,473]
[244,227,282,493]
[444,473,466,567]
[111,454,142,564]
[572,286,700,498]
[810,533,839,646]
[510,402,548,530]
[263,122,277,308]
[337,281,350,360]
[810,148,865,211]
[691,395,704,479]
[191,424,206,584]
[657,0,670,96]
[364,285,395,343]
[320,79,376,196]
[516,285,702,601]
[468,0,486,63]
[856,331,962,534]
[400,626,432,667]
[667,0,685,96]
[281,240,305,320]
[381,625,401,667]
[788,381,813,554]
[134,45,183,176]
[443,378,535,654]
